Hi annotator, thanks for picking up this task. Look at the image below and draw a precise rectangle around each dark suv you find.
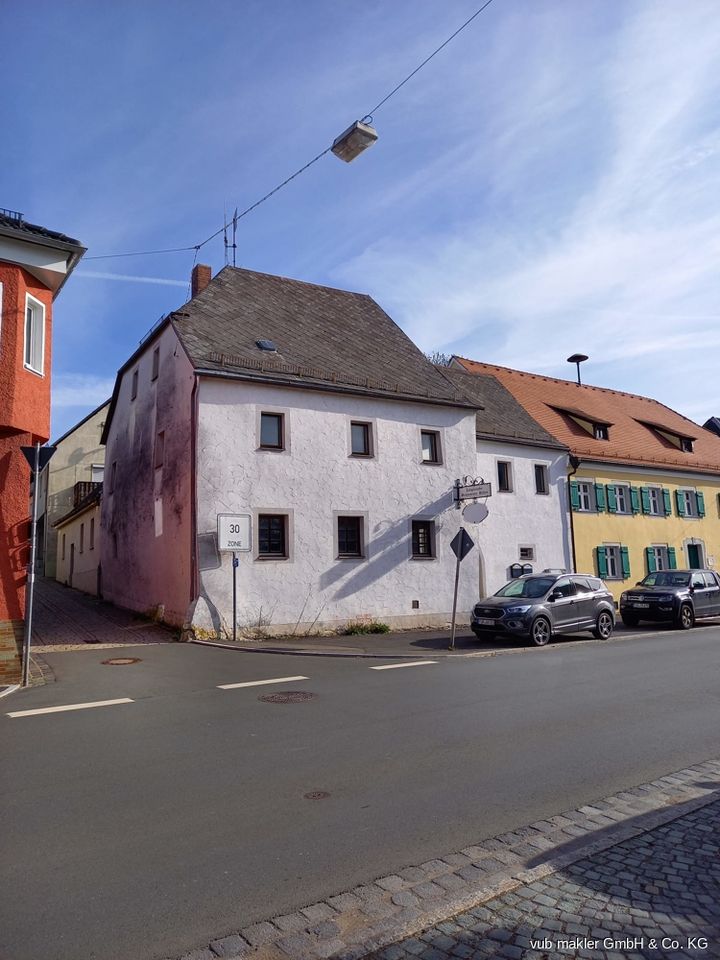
[471,573,615,646]
[620,569,720,629]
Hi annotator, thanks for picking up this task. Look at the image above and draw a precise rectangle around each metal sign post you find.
[449,528,475,651]
[19,442,56,687]
[217,514,252,641]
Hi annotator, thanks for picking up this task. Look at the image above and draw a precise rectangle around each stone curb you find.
[189,627,654,661]
[166,758,720,960]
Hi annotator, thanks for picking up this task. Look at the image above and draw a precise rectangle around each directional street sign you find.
[450,528,475,562]
[456,481,492,501]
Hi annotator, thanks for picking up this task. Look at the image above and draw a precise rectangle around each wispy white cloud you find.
[333,1,720,422]
[76,270,187,287]
[52,374,115,409]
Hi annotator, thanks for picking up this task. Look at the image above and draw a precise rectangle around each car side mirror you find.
[547,590,559,602]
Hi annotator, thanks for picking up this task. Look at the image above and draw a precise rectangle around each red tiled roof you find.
[454,358,720,475]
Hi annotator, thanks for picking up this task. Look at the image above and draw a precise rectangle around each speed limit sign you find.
[217,514,252,552]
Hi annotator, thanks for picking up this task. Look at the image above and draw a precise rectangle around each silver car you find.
[471,573,616,646]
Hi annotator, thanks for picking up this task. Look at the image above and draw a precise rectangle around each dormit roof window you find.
[636,420,695,453]
[549,405,612,442]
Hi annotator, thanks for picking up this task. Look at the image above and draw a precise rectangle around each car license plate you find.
[476,618,495,626]
[632,602,650,608]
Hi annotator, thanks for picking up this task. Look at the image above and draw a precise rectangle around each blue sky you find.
[3,0,719,438]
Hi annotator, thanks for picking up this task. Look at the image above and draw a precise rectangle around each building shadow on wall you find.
[319,491,455,601]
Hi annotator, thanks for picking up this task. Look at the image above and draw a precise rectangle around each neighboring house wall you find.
[474,440,571,595]
[55,501,101,595]
[100,325,194,625]
[571,464,720,602]
[193,378,479,634]
[41,402,109,578]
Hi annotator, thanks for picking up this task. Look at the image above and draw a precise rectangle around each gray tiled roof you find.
[704,417,720,438]
[171,267,473,406]
[0,212,83,250]
[440,367,567,450]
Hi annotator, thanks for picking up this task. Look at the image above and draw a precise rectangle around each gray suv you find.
[471,573,616,646]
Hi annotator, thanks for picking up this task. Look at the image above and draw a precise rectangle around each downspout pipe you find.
[567,455,581,574]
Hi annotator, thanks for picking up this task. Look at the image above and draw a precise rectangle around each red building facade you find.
[0,210,84,683]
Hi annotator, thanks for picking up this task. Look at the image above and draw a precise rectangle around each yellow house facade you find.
[453,358,720,605]
[570,462,720,603]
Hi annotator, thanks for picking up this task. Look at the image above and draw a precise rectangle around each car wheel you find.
[674,603,695,630]
[530,616,552,647]
[592,611,614,640]
[621,614,639,627]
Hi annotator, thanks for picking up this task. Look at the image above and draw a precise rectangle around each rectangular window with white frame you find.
[24,294,46,375]
[681,489,698,518]
[576,480,594,511]
[650,545,669,571]
[91,464,104,483]
[648,487,662,516]
[605,545,620,579]
[614,484,630,514]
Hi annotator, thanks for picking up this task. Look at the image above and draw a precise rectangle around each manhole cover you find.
[304,791,331,800]
[258,691,316,704]
[101,657,142,666]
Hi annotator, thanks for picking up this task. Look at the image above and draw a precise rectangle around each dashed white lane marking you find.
[370,660,437,670]
[7,698,134,718]
[218,676,309,690]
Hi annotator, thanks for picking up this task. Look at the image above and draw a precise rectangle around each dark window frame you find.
[420,430,441,464]
[151,346,160,381]
[534,464,549,495]
[131,369,138,400]
[259,412,284,450]
[411,519,435,559]
[337,515,364,559]
[257,514,288,559]
[350,421,372,458]
[497,460,513,493]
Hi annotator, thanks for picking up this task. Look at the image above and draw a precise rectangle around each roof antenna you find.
[223,205,229,266]
[567,353,588,385]
[232,207,238,268]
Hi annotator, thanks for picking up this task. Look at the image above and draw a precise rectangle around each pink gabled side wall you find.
[100,324,195,626]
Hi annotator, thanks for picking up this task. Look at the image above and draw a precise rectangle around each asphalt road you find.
[2,627,720,960]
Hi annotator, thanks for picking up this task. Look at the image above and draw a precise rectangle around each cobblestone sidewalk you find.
[31,577,176,646]
[369,800,720,960]
[166,760,720,960]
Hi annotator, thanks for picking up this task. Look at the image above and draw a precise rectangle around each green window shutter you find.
[696,491,705,517]
[595,483,606,512]
[645,547,656,573]
[620,546,630,579]
[640,487,651,514]
[662,488,672,515]
[630,486,640,514]
[667,546,677,569]
[606,485,617,513]
[596,546,608,578]
[570,480,580,510]
[675,490,686,517]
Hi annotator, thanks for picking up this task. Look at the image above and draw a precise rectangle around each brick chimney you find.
[191,264,212,298]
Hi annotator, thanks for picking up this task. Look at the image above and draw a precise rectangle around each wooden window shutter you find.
[640,487,651,514]
[606,485,617,513]
[620,546,630,579]
[596,546,608,578]
[675,490,686,516]
[594,483,606,512]
[570,480,580,510]
[630,487,640,514]
[662,489,672,515]
[645,547,656,573]
[667,546,677,569]
[696,491,705,517]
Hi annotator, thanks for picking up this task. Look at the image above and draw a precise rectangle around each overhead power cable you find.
[85,0,497,263]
